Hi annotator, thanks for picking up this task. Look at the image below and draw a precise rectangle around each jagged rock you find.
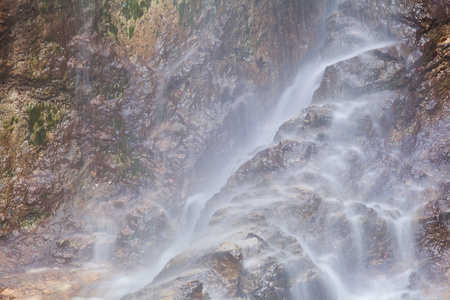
[177,280,206,300]
[0,0,334,275]
[415,198,450,288]
[313,49,405,102]
[124,242,243,299]
[227,139,317,187]
[0,0,448,299]
[274,105,336,142]
[51,235,96,265]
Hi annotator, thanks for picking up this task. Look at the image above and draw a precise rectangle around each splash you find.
[75,1,431,299]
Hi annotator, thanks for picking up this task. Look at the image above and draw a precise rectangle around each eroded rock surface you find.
[0,0,333,296]
[124,0,449,299]
[0,0,448,299]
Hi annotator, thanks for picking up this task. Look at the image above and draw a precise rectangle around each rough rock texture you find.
[124,0,449,299]
[0,0,332,293]
[0,265,113,299]
[0,0,449,299]
[314,0,450,292]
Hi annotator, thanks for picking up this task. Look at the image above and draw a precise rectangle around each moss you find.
[98,9,113,35]
[91,0,150,42]
[109,23,119,42]
[2,116,18,133]
[104,73,129,99]
[119,157,148,179]
[113,117,125,131]
[113,138,149,179]
[174,0,202,28]
[29,47,41,75]
[28,43,63,78]
[128,25,135,39]
[39,192,50,199]
[129,158,147,177]
[141,0,152,10]
[17,207,50,230]
[27,103,61,147]
[106,118,149,180]
[1,168,15,179]
[39,0,51,14]
[122,0,147,21]
[93,4,119,42]
[54,44,62,55]
[176,0,187,21]
[116,139,129,159]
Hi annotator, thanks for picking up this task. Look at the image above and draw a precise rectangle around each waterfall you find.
[74,1,432,299]
[74,0,120,265]
[74,0,93,106]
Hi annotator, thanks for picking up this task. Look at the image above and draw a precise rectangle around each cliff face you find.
[314,0,450,294]
[122,1,449,299]
[0,0,331,272]
[0,0,448,299]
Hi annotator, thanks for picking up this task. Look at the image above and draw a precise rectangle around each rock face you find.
[313,1,450,293]
[0,0,449,299]
[123,0,449,299]
[0,0,332,277]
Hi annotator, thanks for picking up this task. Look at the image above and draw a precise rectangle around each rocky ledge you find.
[0,0,448,299]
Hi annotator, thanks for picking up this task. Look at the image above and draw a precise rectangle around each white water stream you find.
[74,2,428,299]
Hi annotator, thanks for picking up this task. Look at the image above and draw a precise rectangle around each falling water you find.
[75,1,432,299]
[277,98,424,299]
[74,0,93,105]
[74,0,120,265]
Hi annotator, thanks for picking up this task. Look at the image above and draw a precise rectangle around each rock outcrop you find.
[0,0,448,299]
[0,0,332,287]
[124,0,449,299]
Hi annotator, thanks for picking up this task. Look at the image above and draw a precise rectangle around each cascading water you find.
[275,97,425,300]
[74,0,119,266]
[75,1,435,299]
[74,0,93,104]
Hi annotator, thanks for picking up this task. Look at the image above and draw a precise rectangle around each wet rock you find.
[313,48,405,103]
[1,0,449,298]
[0,0,335,278]
[207,243,243,297]
[298,269,334,300]
[349,203,393,269]
[228,139,317,187]
[113,204,174,270]
[125,242,244,299]
[0,264,114,300]
[303,108,334,128]
[177,280,206,300]
[151,1,449,298]
[415,200,450,285]
[275,104,336,143]
[241,257,290,300]
[51,235,96,265]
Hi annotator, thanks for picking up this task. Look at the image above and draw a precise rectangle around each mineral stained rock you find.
[0,0,448,299]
